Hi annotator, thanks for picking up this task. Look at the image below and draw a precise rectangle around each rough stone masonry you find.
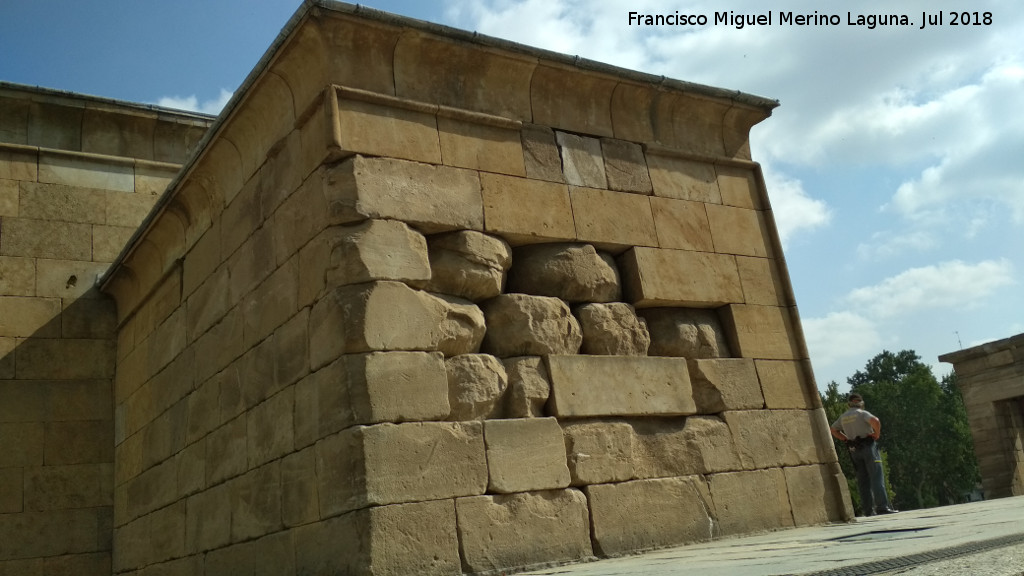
[0,1,854,575]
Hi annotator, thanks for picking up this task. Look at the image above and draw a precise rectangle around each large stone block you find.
[309,281,484,368]
[0,179,17,217]
[531,63,615,136]
[15,338,115,380]
[322,155,483,233]
[601,138,652,194]
[507,243,621,303]
[0,256,35,297]
[0,467,23,513]
[709,468,794,535]
[0,296,61,337]
[456,489,593,574]
[705,203,771,258]
[0,147,38,181]
[724,410,822,469]
[562,421,635,485]
[721,304,801,360]
[481,294,582,357]
[281,447,318,528]
[316,421,486,516]
[756,359,816,410]
[242,257,299,348]
[23,463,113,511]
[0,217,92,260]
[639,307,732,358]
[736,255,786,306]
[785,464,850,526]
[620,246,743,307]
[556,132,607,189]
[230,463,282,542]
[333,97,441,164]
[38,151,134,192]
[688,358,764,412]
[44,420,114,465]
[576,302,650,356]
[546,355,696,417]
[446,353,507,421]
[184,482,230,553]
[424,230,512,302]
[438,115,526,176]
[650,196,715,252]
[17,181,107,224]
[521,124,563,183]
[570,186,658,247]
[485,418,570,493]
[632,416,741,477]
[247,388,295,469]
[324,219,430,288]
[480,173,576,243]
[502,356,551,418]
[646,154,722,203]
[587,476,716,556]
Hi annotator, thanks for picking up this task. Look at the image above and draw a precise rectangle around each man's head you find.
[848,393,865,408]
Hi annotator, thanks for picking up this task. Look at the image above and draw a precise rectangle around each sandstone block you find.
[601,138,653,194]
[425,230,512,301]
[756,359,816,409]
[646,154,721,203]
[521,124,564,183]
[785,464,849,526]
[705,203,770,257]
[0,179,17,217]
[184,482,230,553]
[316,421,486,516]
[724,410,822,469]
[502,356,551,418]
[576,302,650,356]
[546,355,696,417]
[481,173,576,243]
[456,489,593,574]
[294,499,461,576]
[15,338,115,380]
[532,63,615,136]
[438,115,526,176]
[721,304,800,360]
[0,147,37,181]
[481,294,582,357]
[651,196,715,252]
[38,151,134,192]
[23,463,113,511]
[631,416,740,477]
[0,467,23,513]
[508,243,621,303]
[587,476,716,556]
[35,259,109,300]
[0,256,35,296]
[0,296,61,337]
[61,297,117,339]
[44,420,114,465]
[247,388,295,469]
[309,281,484,368]
[281,447,319,528]
[709,468,794,535]
[485,418,570,493]
[334,97,441,164]
[324,219,430,288]
[270,167,330,265]
[205,416,247,486]
[0,217,92,260]
[17,181,107,224]
[446,353,507,421]
[737,255,786,306]
[639,307,732,358]
[688,358,764,412]
[230,463,282,542]
[323,155,483,233]
[562,421,635,485]
[570,186,658,247]
[620,246,743,307]
[0,337,13,378]
[241,256,298,348]
[717,165,762,209]
[556,131,607,188]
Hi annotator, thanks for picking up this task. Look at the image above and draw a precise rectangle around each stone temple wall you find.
[0,83,210,575]
[94,2,850,575]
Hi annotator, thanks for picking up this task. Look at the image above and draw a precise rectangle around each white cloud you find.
[846,259,1015,318]
[855,229,936,260]
[760,164,831,246]
[802,311,882,374]
[156,89,233,115]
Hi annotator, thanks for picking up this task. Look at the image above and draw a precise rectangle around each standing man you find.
[830,393,897,516]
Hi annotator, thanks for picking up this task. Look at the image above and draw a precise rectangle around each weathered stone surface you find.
[507,243,620,303]
[756,359,816,410]
[639,308,732,358]
[309,281,484,368]
[720,304,800,360]
[485,418,570,493]
[650,197,714,252]
[521,124,563,183]
[736,255,785,306]
[322,155,483,233]
[481,173,576,243]
[556,132,607,189]
[724,410,822,469]
[570,186,658,247]
[601,138,652,194]
[710,468,794,535]
[576,302,650,356]
[324,219,430,287]
[717,166,762,209]
[425,230,512,301]
[446,353,508,421]
[481,294,582,357]
[688,358,764,412]
[438,115,526,176]
[587,476,716,556]
[316,421,487,515]
[562,421,635,485]
[646,154,721,203]
[502,356,551,418]
[456,489,593,574]
[632,416,740,477]
[334,98,441,164]
[546,355,696,417]
[705,203,770,258]
[785,464,849,526]
[620,246,743,307]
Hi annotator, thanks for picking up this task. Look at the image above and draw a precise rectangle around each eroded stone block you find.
[481,294,582,357]
[646,154,721,203]
[562,421,635,485]
[521,124,563,183]
[556,132,607,188]
[546,355,696,417]
[688,358,764,412]
[785,464,849,526]
[724,409,822,469]
[485,418,570,493]
[576,302,650,356]
[709,468,794,535]
[601,138,652,194]
[632,416,740,477]
[425,230,512,301]
[502,356,551,418]
[446,353,508,421]
[756,359,815,409]
[324,219,430,287]
[507,243,621,303]
[639,308,732,358]
[720,304,800,360]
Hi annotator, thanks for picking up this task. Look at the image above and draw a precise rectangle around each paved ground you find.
[519,496,1024,576]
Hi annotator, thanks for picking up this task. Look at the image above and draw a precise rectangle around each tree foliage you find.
[821,350,979,512]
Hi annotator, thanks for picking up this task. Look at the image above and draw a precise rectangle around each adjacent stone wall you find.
[0,83,210,575]
[940,334,1024,498]
[99,4,851,576]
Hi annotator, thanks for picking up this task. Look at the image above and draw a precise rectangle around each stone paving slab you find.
[518,496,1024,576]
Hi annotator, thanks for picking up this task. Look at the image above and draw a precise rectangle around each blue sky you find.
[3,0,1021,389]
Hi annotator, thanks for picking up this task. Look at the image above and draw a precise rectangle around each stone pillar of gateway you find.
[99,1,853,574]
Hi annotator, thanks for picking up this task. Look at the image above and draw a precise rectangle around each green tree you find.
[837,350,979,511]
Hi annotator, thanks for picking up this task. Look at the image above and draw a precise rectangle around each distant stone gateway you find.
[0,1,853,574]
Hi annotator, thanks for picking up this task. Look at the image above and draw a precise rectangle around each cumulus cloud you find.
[802,311,882,372]
[760,164,831,246]
[855,229,936,261]
[156,89,233,115]
[846,259,1015,318]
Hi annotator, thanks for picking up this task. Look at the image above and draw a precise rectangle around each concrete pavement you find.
[519,496,1024,575]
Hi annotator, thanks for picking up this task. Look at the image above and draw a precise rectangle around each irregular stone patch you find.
[502,356,551,418]
[507,243,621,303]
[481,294,582,357]
[425,230,512,302]
[576,302,650,356]
[446,354,508,421]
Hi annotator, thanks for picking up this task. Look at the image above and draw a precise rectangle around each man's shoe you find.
[875,508,898,515]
